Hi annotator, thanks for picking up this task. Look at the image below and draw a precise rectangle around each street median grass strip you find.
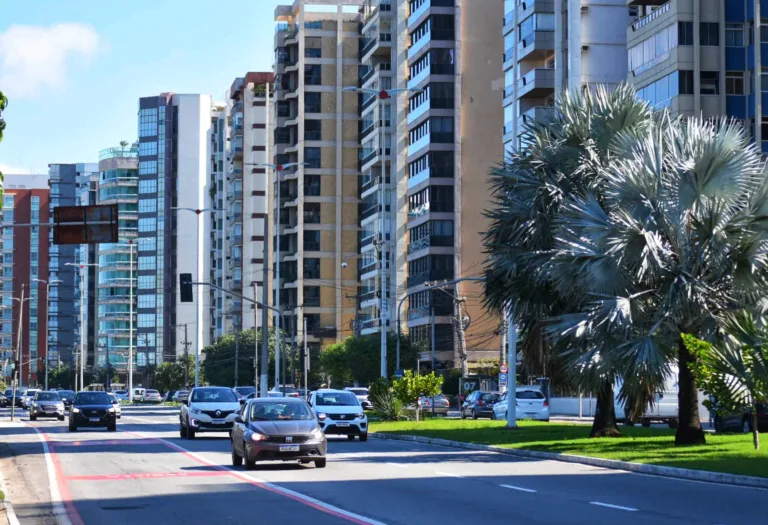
[370,419,766,479]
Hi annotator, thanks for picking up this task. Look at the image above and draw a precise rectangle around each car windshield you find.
[250,401,314,421]
[176,391,189,396]
[315,392,359,406]
[516,390,545,399]
[59,391,75,398]
[146,390,159,395]
[108,394,118,403]
[35,392,60,401]
[75,392,110,405]
[480,393,500,402]
[190,388,238,403]
[4,390,11,396]
[272,386,298,393]
[348,389,368,396]
[115,391,127,395]
[235,387,255,395]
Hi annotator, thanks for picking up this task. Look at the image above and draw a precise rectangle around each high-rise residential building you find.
[47,163,99,373]
[273,0,363,348]
[392,0,505,371]
[502,0,630,152]
[209,104,228,344]
[0,184,50,387]
[223,73,273,339]
[137,93,216,371]
[95,144,139,379]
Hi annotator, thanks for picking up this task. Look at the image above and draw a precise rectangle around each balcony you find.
[359,260,379,276]
[408,235,453,254]
[362,0,393,29]
[229,168,243,181]
[361,317,381,330]
[360,174,389,194]
[408,0,453,27]
[517,68,555,98]
[518,106,555,133]
[408,202,430,219]
[360,33,392,61]
[630,2,670,31]
[228,234,243,249]
[360,61,392,88]
[517,30,555,61]
[359,202,381,221]
[511,1,555,27]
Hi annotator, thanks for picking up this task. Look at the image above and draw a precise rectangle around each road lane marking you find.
[386,462,408,469]
[436,471,464,478]
[500,484,537,493]
[24,424,80,525]
[130,431,387,525]
[65,471,229,481]
[589,501,638,512]
[52,439,157,447]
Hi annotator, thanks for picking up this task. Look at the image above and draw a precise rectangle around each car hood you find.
[74,404,113,410]
[314,405,363,414]
[188,402,241,411]
[249,420,319,436]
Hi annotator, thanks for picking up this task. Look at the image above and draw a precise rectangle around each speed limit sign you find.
[499,364,508,374]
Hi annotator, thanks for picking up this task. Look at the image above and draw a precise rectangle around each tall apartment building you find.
[47,163,100,373]
[137,93,215,368]
[95,144,139,377]
[502,0,630,152]
[223,73,273,339]
[0,184,50,387]
[627,1,767,146]
[273,0,363,348]
[209,104,228,344]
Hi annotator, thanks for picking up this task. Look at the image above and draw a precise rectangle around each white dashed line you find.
[436,471,464,478]
[589,501,638,512]
[500,484,537,493]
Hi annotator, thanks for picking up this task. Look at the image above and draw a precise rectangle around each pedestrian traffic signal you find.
[180,273,194,302]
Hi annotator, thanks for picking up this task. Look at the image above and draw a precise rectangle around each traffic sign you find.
[498,373,508,385]
[499,364,508,374]
[53,204,119,245]
[393,369,403,378]
[418,352,431,361]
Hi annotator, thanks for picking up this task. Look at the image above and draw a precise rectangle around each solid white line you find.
[500,484,537,493]
[386,462,408,469]
[436,471,464,478]
[589,501,638,512]
[25,424,73,525]
[134,432,387,525]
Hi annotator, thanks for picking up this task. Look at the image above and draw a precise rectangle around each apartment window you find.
[137,314,155,328]
[700,23,719,46]
[304,231,320,251]
[678,21,693,46]
[138,256,156,271]
[138,217,156,232]
[679,70,694,95]
[139,160,157,175]
[138,179,157,194]
[726,71,745,95]
[138,199,157,214]
[303,286,320,307]
[701,71,719,95]
[303,258,320,279]
[277,101,291,118]
[726,23,745,47]
[304,93,321,113]
[138,108,158,137]
[305,65,321,86]
[519,13,555,40]
[2,195,13,208]
[304,147,321,169]
[138,236,156,252]
[139,141,157,156]
[304,175,321,196]
[303,203,321,224]
[304,120,321,141]
[138,275,155,289]
[628,24,678,74]
[138,294,156,309]
[431,117,454,142]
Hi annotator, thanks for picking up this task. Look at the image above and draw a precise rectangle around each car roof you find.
[314,388,352,394]
[249,396,304,402]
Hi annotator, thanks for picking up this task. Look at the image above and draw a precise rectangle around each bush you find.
[371,390,414,422]
[392,370,443,406]
[369,377,390,401]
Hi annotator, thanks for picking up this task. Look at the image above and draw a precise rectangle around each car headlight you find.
[72,408,80,413]
[108,407,116,413]
[309,427,324,439]
[317,412,327,421]
[57,404,64,410]
[190,408,201,415]
[355,412,365,419]
[32,402,38,408]
[249,431,268,442]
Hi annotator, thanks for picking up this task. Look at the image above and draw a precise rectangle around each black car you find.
[5,389,23,408]
[30,391,66,421]
[715,403,768,434]
[57,390,76,408]
[461,391,500,419]
[69,391,117,432]
[231,397,327,470]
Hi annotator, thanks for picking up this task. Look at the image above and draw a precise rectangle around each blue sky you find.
[0,0,284,174]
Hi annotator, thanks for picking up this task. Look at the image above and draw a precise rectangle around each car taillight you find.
[543,400,549,407]
[477,400,484,406]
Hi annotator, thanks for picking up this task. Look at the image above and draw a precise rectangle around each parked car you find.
[492,388,550,422]
[309,389,368,441]
[172,390,190,403]
[345,387,373,410]
[179,386,242,439]
[231,397,328,469]
[29,391,66,421]
[107,393,122,419]
[143,389,162,403]
[69,391,118,432]
[461,391,500,419]
[164,390,178,402]
[714,403,768,434]
[132,388,146,402]
[57,390,76,408]
[419,394,450,415]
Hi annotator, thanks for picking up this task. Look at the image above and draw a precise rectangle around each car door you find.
[494,392,508,418]
[233,402,248,455]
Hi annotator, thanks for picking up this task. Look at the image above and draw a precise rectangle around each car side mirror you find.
[181,399,188,405]
[234,415,243,424]
[239,398,246,405]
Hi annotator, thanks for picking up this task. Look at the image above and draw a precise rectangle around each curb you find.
[371,433,768,490]
[0,471,21,525]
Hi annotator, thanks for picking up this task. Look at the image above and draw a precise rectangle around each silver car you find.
[420,394,450,415]
[108,393,122,419]
[345,387,373,410]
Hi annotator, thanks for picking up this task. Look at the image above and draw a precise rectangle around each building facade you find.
[273,0,363,348]
[1,185,50,387]
[209,104,229,344]
[96,144,139,377]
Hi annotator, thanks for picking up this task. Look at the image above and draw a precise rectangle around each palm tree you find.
[119,140,129,155]
[0,90,7,190]
[548,114,768,445]
[484,85,654,436]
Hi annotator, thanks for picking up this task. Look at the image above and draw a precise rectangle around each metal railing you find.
[631,2,670,31]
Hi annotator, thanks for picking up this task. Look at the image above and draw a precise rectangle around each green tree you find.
[318,342,352,387]
[202,327,285,388]
[683,315,768,450]
[484,86,655,437]
[0,90,6,195]
[48,365,73,390]
[153,356,197,393]
[391,370,443,406]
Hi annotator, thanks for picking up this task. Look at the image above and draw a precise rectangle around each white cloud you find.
[0,23,102,99]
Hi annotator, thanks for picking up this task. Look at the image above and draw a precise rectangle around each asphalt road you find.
[0,405,763,525]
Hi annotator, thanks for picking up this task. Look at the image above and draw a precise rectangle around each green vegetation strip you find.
[370,419,766,479]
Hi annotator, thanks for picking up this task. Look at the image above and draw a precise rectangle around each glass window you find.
[679,70,694,95]
[700,22,719,46]
[726,23,745,47]
[678,21,693,46]
[138,256,156,271]
[138,275,155,289]
[139,141,157,157]
[138,294,156,309]
[701,71,719,95]
[138,237,156,252]
[138,218,156,232]
[726,71,745,95]
[137,314,155,327]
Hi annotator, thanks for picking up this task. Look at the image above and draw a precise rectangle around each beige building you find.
[273,0,363,347]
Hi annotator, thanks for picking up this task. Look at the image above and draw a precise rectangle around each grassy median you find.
[370,419,766,479]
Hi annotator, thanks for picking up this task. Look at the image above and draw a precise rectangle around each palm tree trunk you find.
[675,336,706,445]
[590,379,621,438]
[753,403,760,451]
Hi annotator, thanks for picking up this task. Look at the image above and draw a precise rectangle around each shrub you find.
[371,389,414,422]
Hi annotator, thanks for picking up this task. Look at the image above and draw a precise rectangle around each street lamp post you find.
[32,278,62,391]
[66,262,99,392]
[2,287,32,421]
[343,87,422,378]
[171,208,223,389]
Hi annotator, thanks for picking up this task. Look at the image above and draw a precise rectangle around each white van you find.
[132,388,146,402]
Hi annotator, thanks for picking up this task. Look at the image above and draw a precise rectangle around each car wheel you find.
[668,418,679,429]
[58,416,65,422]
[299,459,311,464]
[107,423,117,432]
[347,435,355,441]
[314,458,327,469]
[714,416,724,433]
[641,418,651,427]
[472,410,478,420]
[231,445,243,467]
[187,419,196,439]
[69,422,77,432]
[179,420,187,438]
[461,409,466,419]
[743,418,753,434]
[30,414,36,421]
[490,411,496,420]
[245,458,257,470]
[359,433,368,442]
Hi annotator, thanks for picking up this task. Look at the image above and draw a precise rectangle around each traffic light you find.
[180,273,193,302]
[41,357,46,367]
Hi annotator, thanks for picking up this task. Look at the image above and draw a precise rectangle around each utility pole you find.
[303,317,308,400]
[454,295,468,377]
[431,306,436,416]
[128,240,134,401]
[18,284,25,391]
[182,324,189,388]
[234,322,240,387]
[506,307,518,429]
[253,283,259,394]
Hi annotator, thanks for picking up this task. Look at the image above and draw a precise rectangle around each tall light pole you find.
[256,162,306,391]
[2,291,31,421]
[343,87,422,377]
[171,207,223,388]
[32,278,62,390]
[66,262,99,391]
[128,240,135,400]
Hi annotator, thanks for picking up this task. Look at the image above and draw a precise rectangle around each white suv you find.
[180,386,242,439]
[310,389,368,441]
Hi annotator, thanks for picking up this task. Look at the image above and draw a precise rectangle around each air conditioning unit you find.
[580,5,589,13]
[581,45,590,51]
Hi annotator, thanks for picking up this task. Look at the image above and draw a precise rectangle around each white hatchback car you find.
[492,387,550,422]
[310,389,368,441]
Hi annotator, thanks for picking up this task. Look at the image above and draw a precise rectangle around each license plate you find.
[336,422,350,427]
[279,445,300,452]
[525,413,536,417]
[89,417,100,422]
[211,419,225,424]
